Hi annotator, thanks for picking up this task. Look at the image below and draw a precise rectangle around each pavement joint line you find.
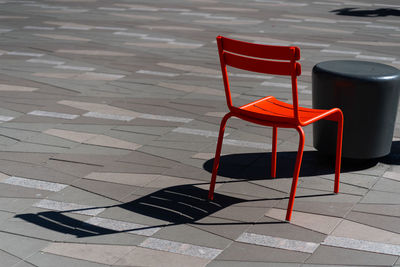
[139,237,223,259]
[2,176,68,192]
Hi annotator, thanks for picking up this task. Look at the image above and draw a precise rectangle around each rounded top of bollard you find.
[313,60,400,80]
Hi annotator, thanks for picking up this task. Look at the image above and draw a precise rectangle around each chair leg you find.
[285,126,305,221]
[334,112,344,193]
[271,126,277,178]
[208,113,232,200]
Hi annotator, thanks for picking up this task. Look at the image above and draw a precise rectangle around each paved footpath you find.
[0,0,399,266]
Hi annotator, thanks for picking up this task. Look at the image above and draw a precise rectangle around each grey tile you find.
[71,178,137,202]
[306,245,398,266]
[0,250,20,267]
[207,261,300,267]
[153,224,232,250]
[345,211,400,234]
[0,231,50,259]
[215,241,310,263]
[26,252,110,267]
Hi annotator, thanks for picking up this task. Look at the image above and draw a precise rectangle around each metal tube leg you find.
[271,126,277,178]
[285,126,305,221]
[208,113,232,200]
[334,111,344,193]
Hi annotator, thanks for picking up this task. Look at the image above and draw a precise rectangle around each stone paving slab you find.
[0,0,400,266]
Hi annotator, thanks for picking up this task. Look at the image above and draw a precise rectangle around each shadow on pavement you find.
[17,184,314,237]
[18,140,400,237]
[203,151,378,180]
[331,7,400,17]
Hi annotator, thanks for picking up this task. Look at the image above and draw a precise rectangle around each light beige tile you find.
[191,153,215,160]
[126,42,200,49]
[115,246,210,267]
[85,172,159,186]
[229,34,290,45]
[158,82,232,97]
[194,20,262,25]
[199,7,258,12]
[110,13,162,20]
[331,220,400,245]
[337,40,400,47]
[42,243,135,265]
[291,25,352,34]
[383,171,400,182]
[146,175,204,188]
[74,72,125,81]
[85,135,141,150]
[0,15,28,19]
[157,63,218,75]
[138,25,204,31]
[56,49,134,56]
[34,34,90,41]
[32,73,76,79]
[57,100,139,117]
[0,172,10,182]
[44,21,92,28]
[44,129,96,143]
[204,112,227,118]
[265,208,342,234]
[114,3,156,9]
[0,84,38,91]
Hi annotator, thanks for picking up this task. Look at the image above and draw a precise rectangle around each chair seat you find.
[237,96,332,125]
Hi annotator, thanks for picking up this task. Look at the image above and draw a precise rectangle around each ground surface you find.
[0,0,399,266]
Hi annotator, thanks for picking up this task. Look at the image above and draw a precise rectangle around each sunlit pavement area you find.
[0,0,399,266]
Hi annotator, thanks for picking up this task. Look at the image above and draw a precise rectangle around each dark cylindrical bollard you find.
[313,60,400,159]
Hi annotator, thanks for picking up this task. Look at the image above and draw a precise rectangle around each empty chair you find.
[208,36,344,221]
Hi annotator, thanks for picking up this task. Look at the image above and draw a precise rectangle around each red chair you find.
[208,36,344,221]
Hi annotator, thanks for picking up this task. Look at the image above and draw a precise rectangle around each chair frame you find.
[208,36,344,221]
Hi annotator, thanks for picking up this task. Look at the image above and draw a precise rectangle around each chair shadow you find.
[331,7,400,17]
[16,142,400,238]
[15,184,296,238]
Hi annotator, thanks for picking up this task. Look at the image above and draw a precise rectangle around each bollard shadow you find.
[331,7,400,17]
[203,150,378,180]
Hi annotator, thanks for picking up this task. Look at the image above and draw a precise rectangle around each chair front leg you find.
[285,126,305,221]
[271,126,277,178]
[208,113,232,200]
[334,111,344,193]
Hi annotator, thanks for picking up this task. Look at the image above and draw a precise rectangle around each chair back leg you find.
[285,126,305,221]
[334,112,344,193]
[271,127,278,178]
[208,113,232,200]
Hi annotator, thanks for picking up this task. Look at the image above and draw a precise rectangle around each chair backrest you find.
[216,36,302,122]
